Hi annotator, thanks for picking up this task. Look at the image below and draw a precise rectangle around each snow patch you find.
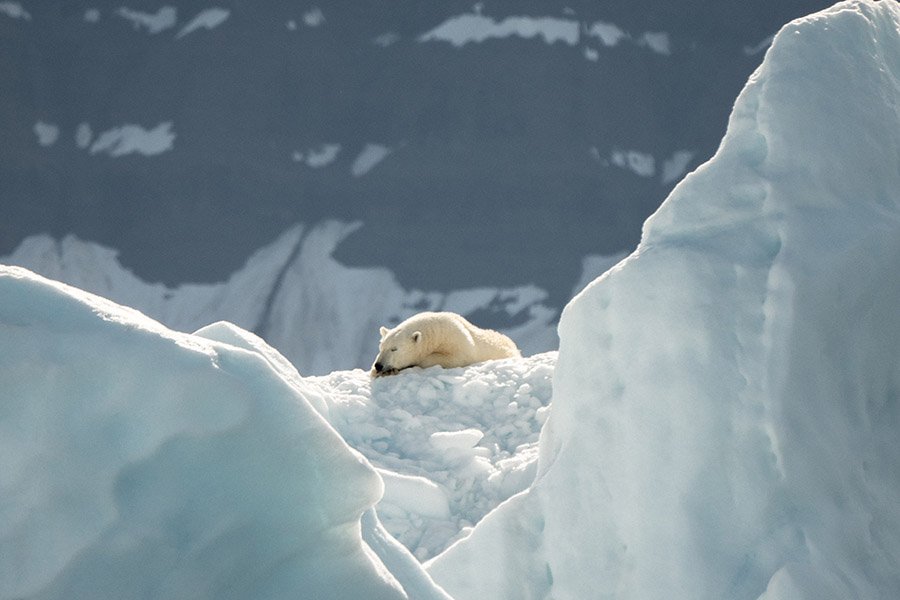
[744,34,775,56]
[661,150,695,184]
[374,32,401,47]
[33,122,59,147]
[89,122,175,157]
[586,21,627,47]
[116,6,176,34]
[418,12,672,57]
[351,143,393,177]
[303,7,325,27]
[419,14,579,47]
[638,31,671,55]
[177,7,229,38]
[75,122,93,149]
[293,143,341,168]
[0,1,30,20]
[611,148,655,177]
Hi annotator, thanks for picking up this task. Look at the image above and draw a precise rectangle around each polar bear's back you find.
[422,311,520,361]
[466,321,521,359]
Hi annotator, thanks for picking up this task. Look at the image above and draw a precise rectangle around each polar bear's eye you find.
[389,347,397,352]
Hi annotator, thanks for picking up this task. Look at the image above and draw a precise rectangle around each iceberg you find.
[427,1,900,598]
[0,265,452,599]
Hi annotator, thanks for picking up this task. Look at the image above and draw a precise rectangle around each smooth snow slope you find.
[0,266,451,600]
[427,1,900,598]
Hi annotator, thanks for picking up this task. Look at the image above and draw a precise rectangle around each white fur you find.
[371,311,521,376]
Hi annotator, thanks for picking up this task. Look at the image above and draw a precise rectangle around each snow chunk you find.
[430,429,485,453]
[378,469,451,520]
[177,7,229,38]
[83,8,100,23]
[33,122,59,147]
[89,122,175,157]
[116,6,176,34]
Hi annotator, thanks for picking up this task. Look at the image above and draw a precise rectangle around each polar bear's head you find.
[371,325,422,377]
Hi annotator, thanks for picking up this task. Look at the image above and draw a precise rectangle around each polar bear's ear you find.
[380,326,389,339]
[411,331,421,343]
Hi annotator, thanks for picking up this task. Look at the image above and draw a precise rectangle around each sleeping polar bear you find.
[370,311,521,377]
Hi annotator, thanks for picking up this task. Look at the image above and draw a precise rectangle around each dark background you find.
[1,1,834,307]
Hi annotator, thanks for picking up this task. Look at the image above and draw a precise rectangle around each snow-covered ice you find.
[0,266,452,599]
[2,1,900,598]
[309,353,555,560]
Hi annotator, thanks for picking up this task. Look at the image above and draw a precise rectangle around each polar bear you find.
[371,311,521,377]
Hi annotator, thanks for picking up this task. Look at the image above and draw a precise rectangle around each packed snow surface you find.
[309,354,554,560]
[428,1,900,598]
